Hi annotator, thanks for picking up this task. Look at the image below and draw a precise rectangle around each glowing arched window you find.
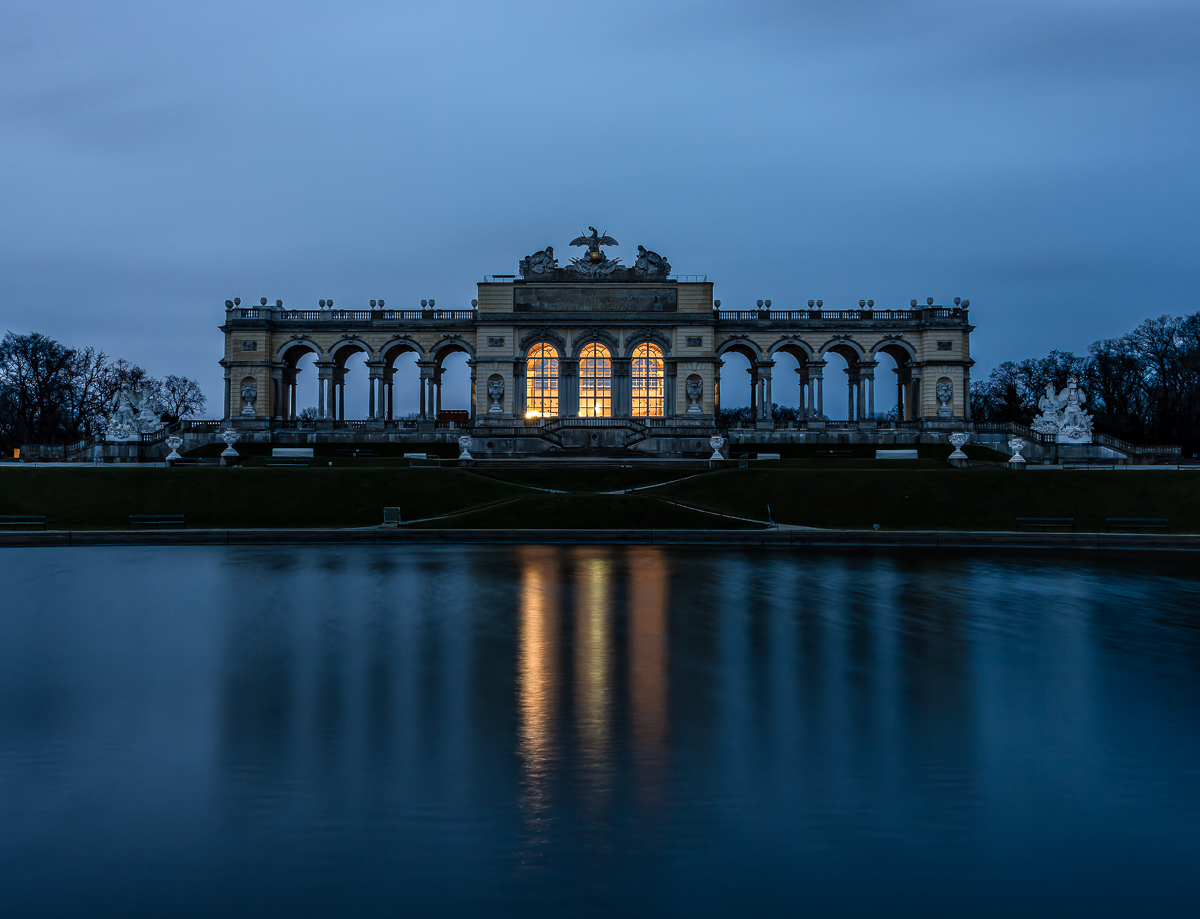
[526,343,559,418]
[578,343,612,417]
[631,342,664,417]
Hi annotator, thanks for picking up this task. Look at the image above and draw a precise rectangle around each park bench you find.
[266,447,313,466]
[1016,517,1075,532]
[129,514,185,530]
[1107,517,1168,532]
[876,449,919,460]
[0,515,45,530]
[336,448,377,457]
[815,450,851,456]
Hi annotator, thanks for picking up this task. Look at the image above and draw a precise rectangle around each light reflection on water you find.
[0,545,1198,917]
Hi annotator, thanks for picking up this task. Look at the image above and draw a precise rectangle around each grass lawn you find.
[3,464,1198,531]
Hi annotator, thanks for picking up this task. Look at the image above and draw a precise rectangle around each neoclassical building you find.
[220,230,974,455]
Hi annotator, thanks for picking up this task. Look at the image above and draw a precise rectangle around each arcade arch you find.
[872,341,917,420]
[715,340,758,420]
[330,341,371,420]
[278,340,322,421]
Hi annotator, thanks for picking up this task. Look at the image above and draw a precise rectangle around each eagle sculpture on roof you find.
[570,226,619,251]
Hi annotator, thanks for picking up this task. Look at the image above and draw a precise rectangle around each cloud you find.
[0,0,1198,407]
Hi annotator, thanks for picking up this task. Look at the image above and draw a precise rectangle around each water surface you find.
[1,546,1198,917]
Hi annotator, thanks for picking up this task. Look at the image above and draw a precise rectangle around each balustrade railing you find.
[235,308,477,322]
[715,307,966,323]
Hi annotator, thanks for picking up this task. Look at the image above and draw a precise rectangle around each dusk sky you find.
[3,0,1198,415]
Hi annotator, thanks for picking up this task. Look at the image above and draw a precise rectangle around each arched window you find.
[578,343,611,417]
[525,343,559,418]
[631,342,664,417]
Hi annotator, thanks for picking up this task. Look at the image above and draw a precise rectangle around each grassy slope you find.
[470,467,696,493]
[407,493,757,529]
[655,468,1200,531]
[3,465,1198,531]
[0,468,525,529]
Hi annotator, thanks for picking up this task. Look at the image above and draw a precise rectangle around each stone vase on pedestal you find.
[948,432,969,467]
[220,429,239,466]
[1008,436,1026,468]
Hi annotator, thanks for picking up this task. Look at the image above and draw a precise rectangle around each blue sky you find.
[2,0,1197,415]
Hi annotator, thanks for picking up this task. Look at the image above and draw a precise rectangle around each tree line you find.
[0,331,206,451]
[970,311,1200,448]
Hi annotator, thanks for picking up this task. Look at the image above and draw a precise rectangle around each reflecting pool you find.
[1,546,1198,917]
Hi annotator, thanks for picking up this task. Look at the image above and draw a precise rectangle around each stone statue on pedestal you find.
[709,435,725,461]
[685,378,703,414]
[104,382,163,439]
[1031,377,1094,444]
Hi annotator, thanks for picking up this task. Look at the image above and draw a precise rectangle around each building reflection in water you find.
[516,546,561,824]
[515,546,672,829]
[627,547,669,799]
[572,548,614,803]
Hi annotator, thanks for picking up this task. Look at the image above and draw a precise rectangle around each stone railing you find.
[716,307,967,323]
[232,307,477,322]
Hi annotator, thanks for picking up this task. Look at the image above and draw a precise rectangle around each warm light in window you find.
[631,342,664,417]
[579,343,612,417]
[526,343,559,418]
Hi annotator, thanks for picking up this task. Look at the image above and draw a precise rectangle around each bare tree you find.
[157,375,207,423]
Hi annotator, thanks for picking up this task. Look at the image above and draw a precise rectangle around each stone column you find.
[664,360,677,418]
[383,367,394,421]
[272,370,283,420]
[861,360,877,421]
[714,359,723,416]
[366,363,383,420]
[811,360,826,419]
[910,371,922,420]
[417,362,433,421]
[434,366,443,419]
[758,360,774,423]
[846,368,857,422]
[468,361,477,420]
[513,359,526,418]
[222,369,232,421]
[612,359,631,417]
[747,365,758,421]
[561,359,578,417]
[316,363,332,419]
[963,367,972,420]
